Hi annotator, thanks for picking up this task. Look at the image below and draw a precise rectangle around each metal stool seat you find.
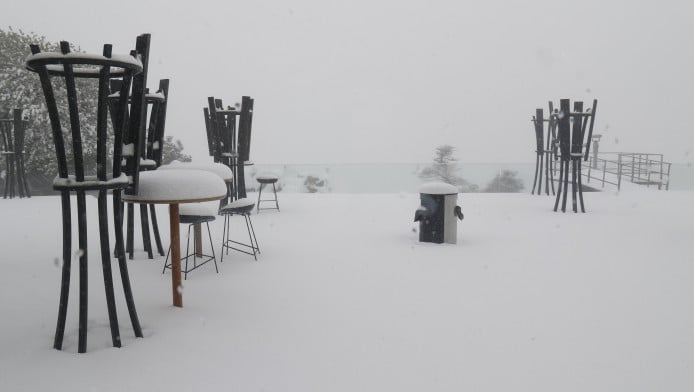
[256,174,280,213]
[219,198,260,261]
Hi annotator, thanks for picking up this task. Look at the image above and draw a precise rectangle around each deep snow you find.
[0,190,693,391]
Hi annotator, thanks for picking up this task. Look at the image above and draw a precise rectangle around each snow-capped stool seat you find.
[256,173,280,213]
[163,201,219,280]
[256,174,279,184]
[219,197,260,261]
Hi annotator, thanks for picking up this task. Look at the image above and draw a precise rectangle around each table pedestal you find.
[169,204,182,307]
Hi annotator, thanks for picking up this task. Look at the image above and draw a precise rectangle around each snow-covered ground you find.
[1,190,693,391]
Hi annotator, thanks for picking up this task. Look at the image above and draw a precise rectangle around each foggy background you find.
[5,0,693,164]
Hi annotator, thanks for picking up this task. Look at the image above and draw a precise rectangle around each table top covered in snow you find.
[159,161,233,181]
[123,169,227,204]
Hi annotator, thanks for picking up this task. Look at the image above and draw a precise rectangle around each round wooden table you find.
[159,162,234,254]
[123,169,226,307]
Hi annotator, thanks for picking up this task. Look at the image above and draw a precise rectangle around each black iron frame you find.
[26,35,149,353]
[220,211,260,262]
[163,219,218,280]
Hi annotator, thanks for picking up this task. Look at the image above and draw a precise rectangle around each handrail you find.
[581,152,671,190]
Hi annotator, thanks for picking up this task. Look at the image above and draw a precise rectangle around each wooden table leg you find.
[169,204,182,307]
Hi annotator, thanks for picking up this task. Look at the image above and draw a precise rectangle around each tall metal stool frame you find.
[205,97,238,204]
[0,109,31,198]
[163,215,218,279]
[114,79,170,259]
[552,98,597,213]
[531,102,563,196]
[26,35,150,353]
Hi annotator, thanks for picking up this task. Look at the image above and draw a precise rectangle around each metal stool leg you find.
[246,213,260,254]
[243,214,257,261]
[54,191,72,350]
[126,203,134,259]
[163,243,171,274]
[256,183,263,214]
[113,191,143,339]
[97,189,121,348]
[220,213,228,262]
[149,204,165,256]
[206,221,219,273]
[76,191,88,353]
[184,224,192,280]
[272,183,280,211]
[140,204,153,259]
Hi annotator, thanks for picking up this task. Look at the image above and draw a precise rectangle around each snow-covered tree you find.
[484,170,524,193]
[419,145,477,192]
[0,27,95,181]
[0,27,190,192]
[160,136,192,164]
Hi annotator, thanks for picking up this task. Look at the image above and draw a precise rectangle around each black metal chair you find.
[26,35,150,352]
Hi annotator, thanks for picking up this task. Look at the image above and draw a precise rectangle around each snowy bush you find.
[483,170,524,192]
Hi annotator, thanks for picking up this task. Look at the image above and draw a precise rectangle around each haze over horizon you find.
[4,0,693,164]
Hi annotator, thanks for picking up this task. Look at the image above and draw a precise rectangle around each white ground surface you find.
[1,190,693,391]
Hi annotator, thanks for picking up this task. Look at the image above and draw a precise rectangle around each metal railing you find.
[583,152,671,191]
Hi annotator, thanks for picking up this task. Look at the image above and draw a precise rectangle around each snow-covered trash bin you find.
[414,182,464,244]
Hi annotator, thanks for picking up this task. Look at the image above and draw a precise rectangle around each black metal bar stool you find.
[256,174,280,212]
[220,198,260,261]
[163,203,218,279]
[26,36,148,352]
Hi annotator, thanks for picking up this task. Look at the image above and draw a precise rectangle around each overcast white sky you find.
[5,0,694,163]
